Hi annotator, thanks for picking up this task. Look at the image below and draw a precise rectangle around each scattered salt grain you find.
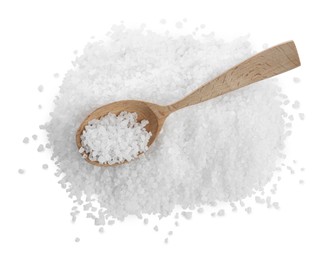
[211,212,216,217]
[38,85,44,92]
[255,196,265,204]
[107,220,115,225]
[292,101,300,109]
[181,211,192,220]
[168,231,173,236]
[283,100,290,105]
[38,105,42,109]
[230,202,237,212]
[217,209,225,216]
[160,19,166,24]
[174,221,179,227]
[23,137,29,144]
[272,202,280,210]
[299,113,305,120]
[37,144,45,152]
[54,73,59,78]
[45,143,51,149]
[164,238,168,244]
[293,77,301,83]
[175,22,183,29]
[245,207,252,214]
[32,135,38,140]
[80,111,151,165]
[18,169,25,174]
[42,164,48,170]
[99,227,104,233]
[75,237,80,242]
[143,218,149,225]
[299,180,305,184]
[197,208,204,214]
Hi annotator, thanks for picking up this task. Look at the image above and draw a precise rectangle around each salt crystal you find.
[32,135,38,140]
[175,22,183,29]
[292,100,300,109]
[245,207,252,214]
[38,85,44,92]
[107,220,115,225]
[160,19,166,24]
[23,137,29,144]
[181,211,192,220]
[75,237,80,242]
[272,202,280,209]
[299,180,305,184]
[99,227,104,233]
[164,238,168,244]
[174,221,179,227]
[42,164,48,170]
[54,73,59,78]
[299,113,305,120]
[18,169,25,174]
[197,208,204,213]
[255,196,265,204]
[168,231,173,236]
[217,209,225,216]
[153,225,159,232]
[143,218,149,225]
[293,77,301,83]
[211,212,216,217]
[37,144,45,152]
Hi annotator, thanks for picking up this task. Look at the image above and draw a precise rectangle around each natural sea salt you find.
[45,25,290,224]
[23,137,29,144]
[80,111,151,165]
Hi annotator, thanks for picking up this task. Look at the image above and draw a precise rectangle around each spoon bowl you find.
[76,100,171,166]
[76,41,300,167]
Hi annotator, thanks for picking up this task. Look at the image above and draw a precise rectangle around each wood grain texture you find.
[76,41,300,167]
[167,41,300,112]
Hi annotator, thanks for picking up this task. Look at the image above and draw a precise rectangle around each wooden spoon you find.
[76,41,300,167]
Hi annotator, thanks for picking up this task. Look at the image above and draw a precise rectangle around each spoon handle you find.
[168,41,300,112]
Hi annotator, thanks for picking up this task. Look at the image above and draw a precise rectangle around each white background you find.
[0,0,329,259]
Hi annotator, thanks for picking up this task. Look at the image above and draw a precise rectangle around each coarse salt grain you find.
[217,209,225,216]
[23,137,29,144]
[37,144,45,152]
[181,211,192,220]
